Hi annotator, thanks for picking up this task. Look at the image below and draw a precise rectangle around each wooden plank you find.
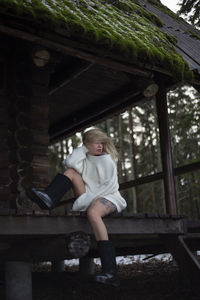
[0,215,186,236]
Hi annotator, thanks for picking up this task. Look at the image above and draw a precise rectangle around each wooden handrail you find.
[174,161,200,176]
[119,172,163,190]
[119,161,200,190]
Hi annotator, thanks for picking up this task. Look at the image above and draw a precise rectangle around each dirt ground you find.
[1,259,200,300]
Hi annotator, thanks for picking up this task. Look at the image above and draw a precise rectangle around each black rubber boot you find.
[94,240,120,287]
[26,173,72,209]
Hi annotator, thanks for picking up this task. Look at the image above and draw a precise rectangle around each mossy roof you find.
[0,0,193,80]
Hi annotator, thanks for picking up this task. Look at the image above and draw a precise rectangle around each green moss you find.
[165,33,178,45]
[112,0,164,27]
[186,30,200,41]
[0,0,193,81]
[147,0,161,5]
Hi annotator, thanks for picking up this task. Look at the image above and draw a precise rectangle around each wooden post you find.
[0,52,11,208]
[51,260,65,272]
[79,257,95,276]
[156,85,177,214]
[5,261,32,300]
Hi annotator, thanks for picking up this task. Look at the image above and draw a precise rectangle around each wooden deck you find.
[0,211,186,260]
[1,211,200,285]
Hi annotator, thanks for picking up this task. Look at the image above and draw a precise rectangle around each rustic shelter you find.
[0,0,200,299]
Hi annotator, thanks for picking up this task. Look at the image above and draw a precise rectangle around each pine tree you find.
[178,0,200,26]
[168,85,200,218]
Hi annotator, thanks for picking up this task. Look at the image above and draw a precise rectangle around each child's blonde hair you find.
[83,128,118,162]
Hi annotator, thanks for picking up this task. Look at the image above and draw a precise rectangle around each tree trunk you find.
[128,110,141,212]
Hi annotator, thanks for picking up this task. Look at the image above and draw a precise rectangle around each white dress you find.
[63,146,127,212]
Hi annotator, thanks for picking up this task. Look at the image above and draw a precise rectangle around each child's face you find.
[85,142,104,156]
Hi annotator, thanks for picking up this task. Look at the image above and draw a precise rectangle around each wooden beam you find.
[32,48,51,67]
[0,231,90,261]
[174,161,200,176]
[0,215,186,236]
[49,61,94,95]
[119,161,200,190]
[119,172,163,190]
[156,85,177,214]
[137,78,159,97]
[0,22,153,78]
[0,58,6,94]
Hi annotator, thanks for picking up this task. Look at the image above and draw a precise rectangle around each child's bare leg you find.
[64,168,85,197]
[87,198,116,241]
[88,199,119,287]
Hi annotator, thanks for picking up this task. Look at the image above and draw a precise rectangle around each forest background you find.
[48,86,200,219]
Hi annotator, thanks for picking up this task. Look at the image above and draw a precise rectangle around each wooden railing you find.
[56,161,200,208]
[119,161,200,191]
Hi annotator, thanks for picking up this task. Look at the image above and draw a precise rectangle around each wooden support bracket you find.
[161,234,200,285]
[49,61,94,95]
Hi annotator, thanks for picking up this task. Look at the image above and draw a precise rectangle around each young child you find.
[27,128,127,287]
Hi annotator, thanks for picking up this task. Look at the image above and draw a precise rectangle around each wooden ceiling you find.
[48,54,150,140]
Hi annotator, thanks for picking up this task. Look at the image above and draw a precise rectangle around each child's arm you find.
[62,145,88,174]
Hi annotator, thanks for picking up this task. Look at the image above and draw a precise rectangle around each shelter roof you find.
[1,0,199,80]
[139,0,200,74]
[0,0,200,139]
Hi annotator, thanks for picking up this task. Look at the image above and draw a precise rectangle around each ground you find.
[1,259,200,299]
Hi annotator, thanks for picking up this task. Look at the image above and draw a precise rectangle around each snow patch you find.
[63,253,173,266]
